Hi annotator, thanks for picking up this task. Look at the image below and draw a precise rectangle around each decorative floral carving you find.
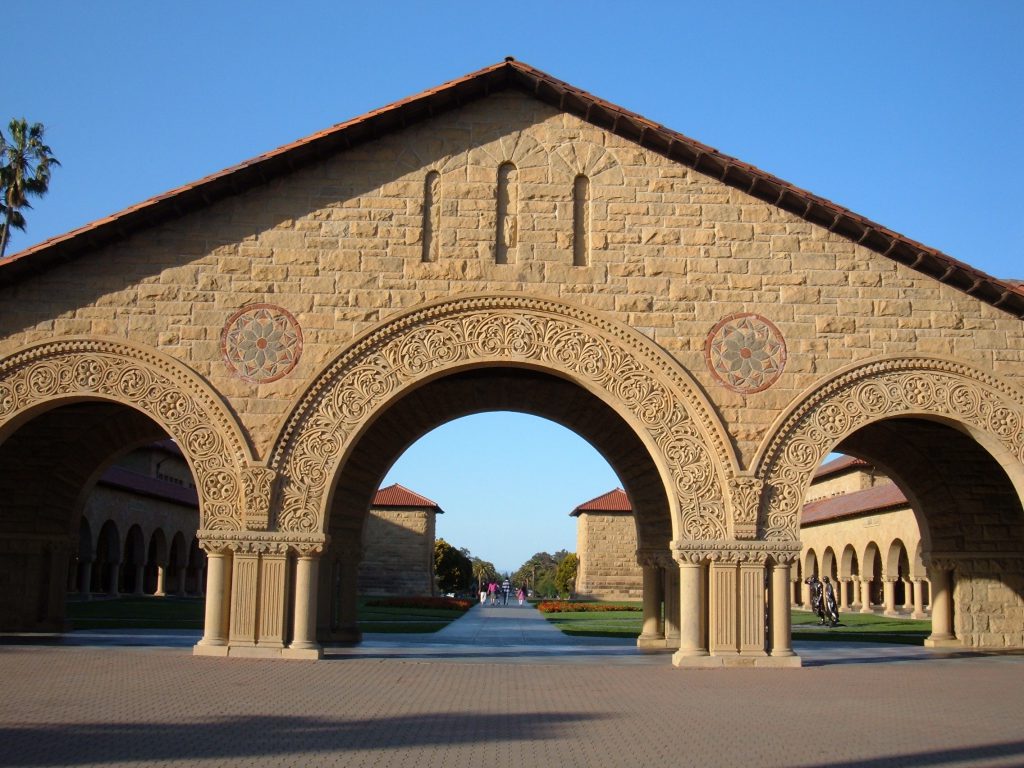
[274,296,733,540]
[222,304,303,384]
[728,477,764,540]
[705,313,786,394]
[0,339,247,531]
[242,467,276,531]
[759,358,1024,541]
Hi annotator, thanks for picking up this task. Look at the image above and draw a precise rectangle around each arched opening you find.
[0,398,204,632]
[315,366,674,649]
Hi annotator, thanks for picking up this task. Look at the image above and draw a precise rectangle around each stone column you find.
[663,566,680,649]
[883,578,898,616]
[738,559,766,657]
[637,560,665,649]
[924,563,958,647]
[286,547,323,660]
[859,578,874,613]
[132,564,145,596]
[106,562,120,597]
[800,577,810,607]
[708,559,738,657]
[838,578,851,611]
[911,578,927,619]
[672,558,708,664]
[770,560,796,660]
[791,576,800,607]
[175,566,187,597]
[256,545,292,651]
[195,547,231,654]
[78,560,93,601]
[154,565,166,597]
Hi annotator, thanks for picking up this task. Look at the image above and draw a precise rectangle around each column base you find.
[911,611,928,620]
[924,635,960,648]
[883,610,900,617]
[193,641,229,657]
[673,650,802,668]
[282,645,323,660]
[637,634,667,649]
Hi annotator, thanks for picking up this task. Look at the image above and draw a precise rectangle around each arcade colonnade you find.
[1,296,1021,663]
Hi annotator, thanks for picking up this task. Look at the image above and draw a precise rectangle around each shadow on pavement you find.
[792,739,1024,768]
[0,712,610,767]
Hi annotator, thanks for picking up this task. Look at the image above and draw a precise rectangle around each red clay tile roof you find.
[373,483,443,512]
[3,59,1022,317]
[802,482,908,526]
[98,466,199,508]
[813,454,870,480]
[570,488,631,516]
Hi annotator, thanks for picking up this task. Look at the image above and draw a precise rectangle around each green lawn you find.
[66,596,204,629]
[357,599,469,634]
[791,609,931,645]
[65,595,470,633]
[540,602,932,645]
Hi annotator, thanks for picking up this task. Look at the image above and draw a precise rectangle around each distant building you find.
[73,440,205,601]
[358,484,443,596]
[573,459,929,617]
[572,488,642,600]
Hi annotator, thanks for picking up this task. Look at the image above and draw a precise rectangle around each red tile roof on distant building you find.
[813,454,870,480]
[570,488,631,516]
[802,482,908,526]
[98,466,199,508]
[2,59,1021,318]
[373,483,443,513]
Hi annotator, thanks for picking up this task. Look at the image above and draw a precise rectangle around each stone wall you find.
[358,507,436,596]
[0,90,1020,471]
[575,511,642,600]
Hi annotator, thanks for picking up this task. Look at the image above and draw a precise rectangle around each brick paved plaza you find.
[2,606,1024,767]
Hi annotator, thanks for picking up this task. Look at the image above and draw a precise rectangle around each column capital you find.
[671,539,798,565]
[197,530,328,556]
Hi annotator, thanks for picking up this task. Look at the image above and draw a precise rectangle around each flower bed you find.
[365,596,473,611]
[536,601,641,613]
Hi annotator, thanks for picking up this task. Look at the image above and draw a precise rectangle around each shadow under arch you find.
[270,294,739,543]
[0,337,253,532]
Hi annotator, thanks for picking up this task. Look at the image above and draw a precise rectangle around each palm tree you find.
[0,118,60,257]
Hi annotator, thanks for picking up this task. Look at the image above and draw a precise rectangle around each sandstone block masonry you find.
[0,60,1021,662]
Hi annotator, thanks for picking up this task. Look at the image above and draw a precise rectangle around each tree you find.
[471,557,499,591]
[433,538,472,594]
[554,553,579,598]
[0,118,60,258]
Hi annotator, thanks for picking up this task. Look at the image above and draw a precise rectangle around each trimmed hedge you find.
[364,596,473,611]
[537,601,641,613]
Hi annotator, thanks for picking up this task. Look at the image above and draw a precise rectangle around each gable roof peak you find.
[3,58,1021,317]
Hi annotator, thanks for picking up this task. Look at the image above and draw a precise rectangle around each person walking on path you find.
[502,577,511,606]
[516,586,525,606]
[488,581,497,606]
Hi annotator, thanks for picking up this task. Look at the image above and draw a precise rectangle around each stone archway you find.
[757,355,1024,647]
[271,295,737,540]
[233,294,806,664]
[0,338,252,532]
[757,356,1024,540]
[0,338,255,632]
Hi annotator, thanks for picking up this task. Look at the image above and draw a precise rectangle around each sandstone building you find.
[357,484,441,597]
[575,456,931,626]
[0,59,1021,665]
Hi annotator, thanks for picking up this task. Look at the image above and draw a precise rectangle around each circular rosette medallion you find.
[704,313,786,394]
[222,304,303,383]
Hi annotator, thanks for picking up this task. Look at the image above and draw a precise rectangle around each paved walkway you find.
[2,604,1024,766]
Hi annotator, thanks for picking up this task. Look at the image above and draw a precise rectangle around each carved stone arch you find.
[551,139,624,187]
[0,337,252,531]
[271,294,738,540]
[466,131,549,174]
[756,356,1024,540]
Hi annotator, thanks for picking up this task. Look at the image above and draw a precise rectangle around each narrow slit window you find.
[496,162,517,264]
[573,174,590,266]
[422,171,440,263]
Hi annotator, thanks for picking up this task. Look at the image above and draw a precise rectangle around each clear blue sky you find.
[6,2,1022,572]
